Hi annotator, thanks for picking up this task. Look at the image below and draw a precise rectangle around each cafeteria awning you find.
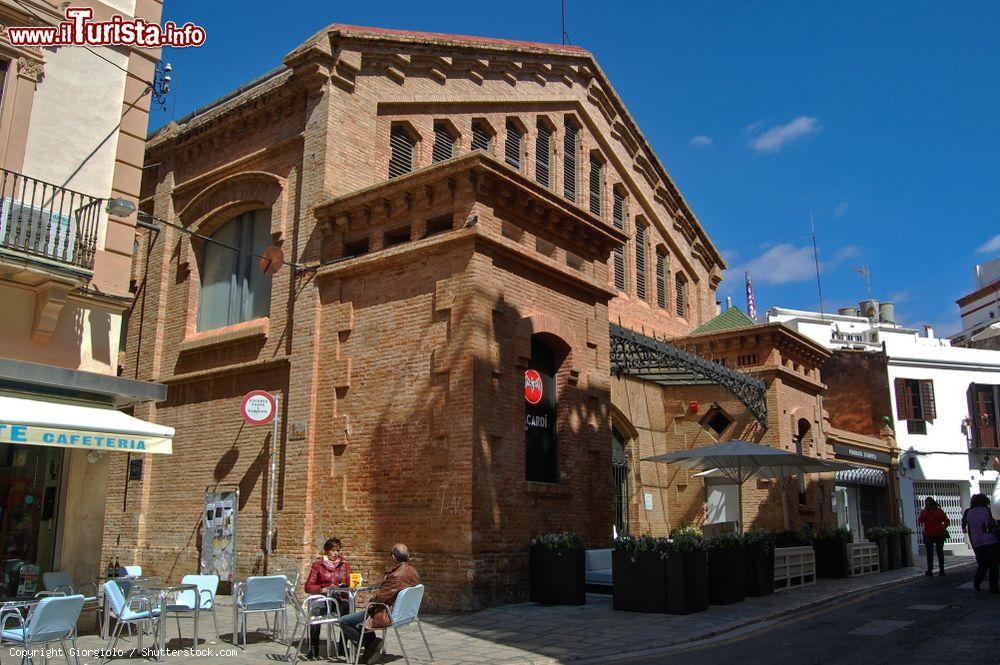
[0,394,173,454]
[835,467,888,488]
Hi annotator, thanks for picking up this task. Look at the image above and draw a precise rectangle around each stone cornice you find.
[313,152,628,258]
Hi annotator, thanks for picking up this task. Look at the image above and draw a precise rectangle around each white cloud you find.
[726,242,858,286]
[689,135,713,148]
[833,202,849,218]
[977,234,1000,254]
[748,116,820,153]
[745,120,764,134]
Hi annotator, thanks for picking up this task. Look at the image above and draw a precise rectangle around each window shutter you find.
[894,378,912,420]
[656,252,666,309]
[535,122,551,187]
[432,123,454,163]
[505,120,522,169]
[613,246,625,291]
[589,157,602,216]
[388,125,413,179]
[920,380,936,422]
[968,384,981,448]
[563,119,578,202]
[612,190,625,230]
[471,121,491,152]
[675,272,686,317]
[635,222,647,300]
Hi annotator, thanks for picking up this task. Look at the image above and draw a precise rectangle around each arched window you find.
[197,209,272,331]
[389,124,415,178]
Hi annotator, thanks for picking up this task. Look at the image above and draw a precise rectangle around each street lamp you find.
[106,197,136,217]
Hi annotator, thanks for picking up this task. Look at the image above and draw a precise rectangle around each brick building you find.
[113,24,826,611]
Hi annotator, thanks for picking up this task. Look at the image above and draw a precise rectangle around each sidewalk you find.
[11,558,973,665]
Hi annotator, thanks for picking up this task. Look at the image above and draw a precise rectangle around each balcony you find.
[0,167,102,278]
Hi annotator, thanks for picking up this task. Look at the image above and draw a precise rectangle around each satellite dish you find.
[259,245,284,276]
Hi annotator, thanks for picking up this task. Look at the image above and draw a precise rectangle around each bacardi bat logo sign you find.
[524,369,543,405]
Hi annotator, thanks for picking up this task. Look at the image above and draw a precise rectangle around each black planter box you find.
[813,541,850,578]
[529,546,585,605]
[612,550,668,612]
[899,533,914,567]
[887,533,902,570]
[708,547,746,605]
[744,544,775,597]
[665,550,708,614]
[872,535,891,572]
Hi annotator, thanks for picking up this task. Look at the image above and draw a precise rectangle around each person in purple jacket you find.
[961,493,1000,593]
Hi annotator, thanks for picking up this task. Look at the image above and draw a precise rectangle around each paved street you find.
[0,558,978,665]
[621,562,998,665]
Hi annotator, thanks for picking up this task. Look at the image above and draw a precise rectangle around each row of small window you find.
[389,116,600,207]
[612,221,688,317]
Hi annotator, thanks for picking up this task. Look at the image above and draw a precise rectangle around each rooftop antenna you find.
[810,210,825,318]
[561,0,568,45]
[851,265,872,299]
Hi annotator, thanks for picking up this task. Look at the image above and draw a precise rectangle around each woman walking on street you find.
[961,493,1000,593]
[918,496,950,576]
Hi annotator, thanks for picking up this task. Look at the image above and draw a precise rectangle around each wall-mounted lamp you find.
[107,197,137,217]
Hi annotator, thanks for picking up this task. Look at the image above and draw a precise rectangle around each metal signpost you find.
[240,390,280,555]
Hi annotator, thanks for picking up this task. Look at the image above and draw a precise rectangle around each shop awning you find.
[835,467,888,487]
[0,394,173,454]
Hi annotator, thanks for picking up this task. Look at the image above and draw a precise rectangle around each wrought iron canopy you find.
[609,323,768,428]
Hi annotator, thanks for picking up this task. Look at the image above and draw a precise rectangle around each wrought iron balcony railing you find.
[0,167,103,274]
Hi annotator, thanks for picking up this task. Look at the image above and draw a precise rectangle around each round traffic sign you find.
[241,390,276,425]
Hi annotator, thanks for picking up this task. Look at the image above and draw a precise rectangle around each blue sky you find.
[153,1,1000,335]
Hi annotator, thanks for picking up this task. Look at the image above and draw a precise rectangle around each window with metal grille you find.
[432,123,454,163]
[563,119,578,201]
[613,246,625,291]
[612,190,625,230]
[536,120,551,187]
[505,120,523,169]
[635,221,647,300]
[675,272,687,317]
[589,156,602,216]
[389,125,414,178]
[471,120,492,152]
[656,251,667,309]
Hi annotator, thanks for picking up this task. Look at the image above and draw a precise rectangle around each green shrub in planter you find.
[706,532,746,605]
[898,526,914,567]
[866,527,891,572]
[612,535,669,612]
[665,526,708,614]
[811,526,852,578]
[772,529,812,548]
[529,532,585,605]
[743,529,775,597]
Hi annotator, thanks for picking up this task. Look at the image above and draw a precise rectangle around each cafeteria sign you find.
[241,390,276,426]
[0,424,172,454]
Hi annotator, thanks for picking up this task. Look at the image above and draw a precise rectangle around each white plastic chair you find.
[43,571,100,630]
[163,574,218,645]
[0,594,85,665]
[354,584,432,665]
[233,575,287,650]
[101,580,160,664]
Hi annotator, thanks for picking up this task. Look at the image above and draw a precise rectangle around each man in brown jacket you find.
[337,543,420,663]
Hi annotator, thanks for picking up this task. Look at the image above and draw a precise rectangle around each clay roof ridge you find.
[328,23,589,56]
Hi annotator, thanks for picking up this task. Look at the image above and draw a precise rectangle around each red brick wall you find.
[823,350,892,438]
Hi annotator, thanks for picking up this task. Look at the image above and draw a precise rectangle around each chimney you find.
[924,324,935,339]
[879,302,895,324]
[838,306,859,317]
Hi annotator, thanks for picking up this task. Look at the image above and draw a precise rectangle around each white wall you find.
[20,44,129,251]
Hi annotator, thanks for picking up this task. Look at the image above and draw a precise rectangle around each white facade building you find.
[768,305,1000,556]
[952,257,1000,348]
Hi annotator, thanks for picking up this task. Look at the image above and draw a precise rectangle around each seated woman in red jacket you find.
[304,537,352,658]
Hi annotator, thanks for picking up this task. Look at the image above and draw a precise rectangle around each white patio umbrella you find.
[644,440,855,531]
